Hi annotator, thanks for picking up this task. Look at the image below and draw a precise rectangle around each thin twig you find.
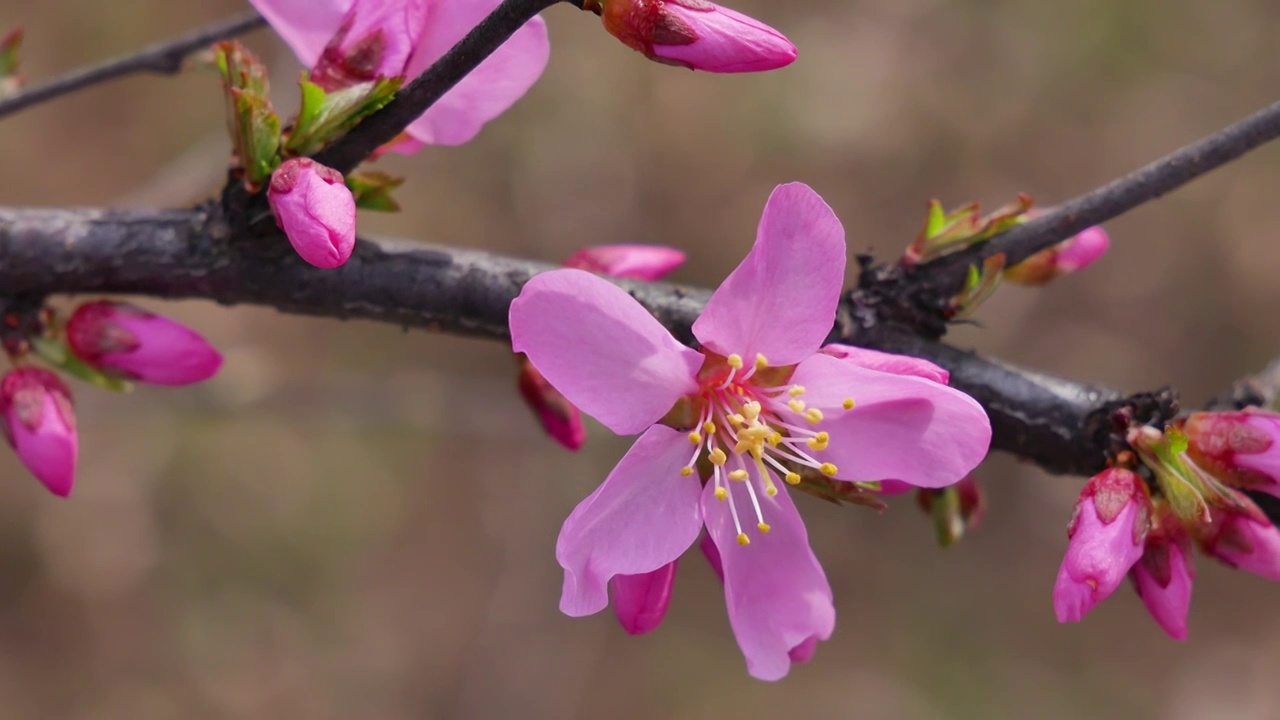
[922,98,1280,294]
[0,11,266,121]
[313,0,565,173]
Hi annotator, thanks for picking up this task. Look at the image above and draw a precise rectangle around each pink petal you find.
[1131,542,1194,641]
[1055,225,1110,273]
[66,302,223,386]
[516,358,586,451]
[820,344,950,385]
[701,482,834,681]
[388,0,549,149]
[610,561,677,635]
[510,269,703,435]
[556,425,703,616]
[1,370,77,497]
[563,245,687,281]
[1053,500,1146,623]
[699,532,724,582]
[693,183,846,366]
[249,0,353,67]
[789,353,991,488]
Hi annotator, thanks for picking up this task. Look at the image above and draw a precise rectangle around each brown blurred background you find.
[3,0,1280,717]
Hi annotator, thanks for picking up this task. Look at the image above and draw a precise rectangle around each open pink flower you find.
[66,301,223,386]
[510,183,992,680]
[249,0,550,148]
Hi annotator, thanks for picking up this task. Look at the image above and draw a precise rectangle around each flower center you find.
[677,352,853,547]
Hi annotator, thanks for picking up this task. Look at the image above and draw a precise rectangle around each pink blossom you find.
[1053,468,1151,623]
[609,561,677,634]
[1198,495,1280,580]
[1004,224,1110,285]
[1129,507,1195,641]
[595,0,796,73]
[563,245,687,281]
[66,301,223,386]
[1185,410,1280,498]
[267,158,357,269]
[0,368,77,497]
[510,182,991,679]
[249,0,550,148]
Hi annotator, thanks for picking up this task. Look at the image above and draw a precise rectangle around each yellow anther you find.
[727,354,744,369]
[768,432,783,447]
[819,463,838,477]
[788,385,806,398]
[728,413,745,427]
[680,466,694,477]
[758,522,772,533]
[766,485,778,497]
[709,448,727,466]
[788,399,806,413]
[754,353,769,370]
[728,469,749,482]
[702,421,716,435]
[714,486,728,501]
[742,401,761,422]
[688,431,702,445]
[785,472,802,485]
[806,435,829,451]
[733,440,751,455]
[736,532,750,546]
[842,397,855,410]
[805,408,824,424]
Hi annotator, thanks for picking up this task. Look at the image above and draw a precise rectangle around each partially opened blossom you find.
[1054,468,1151,623]
[66,301,223,386]
[510,182,991,679]
[250,0,550,147]
[1129,503,1195,641]
[1197,493,1280,580]
[1004,224,1110,285]
[1,368,77,497]
[268,158,357,269]
[590,0,796,73]
[1184,410,1280,498]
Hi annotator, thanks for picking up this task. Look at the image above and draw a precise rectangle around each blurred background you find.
[3,0,1280,717]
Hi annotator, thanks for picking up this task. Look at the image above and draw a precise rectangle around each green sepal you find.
[950,253,1006,319]
[214,41,282,190]
[0,27,22,98]
[346,170,404,212]
[904,193,1034,265]
[284,76,402,156]
[928,486,964,548]
[29,336,132,393]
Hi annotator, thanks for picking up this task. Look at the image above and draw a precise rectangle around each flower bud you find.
[591,0,796,73]
[1184,410,1280,498]
[1004,225,1109,285]
[609,560,677,635]
[562,245,686,281]
[267,158,357,269]
[0,368,77,497]
[1197,492,1280,580]
[1053,468,1151,623]
[517,355,586,451]
[65,301,223,386]
[1129,501,1195,640]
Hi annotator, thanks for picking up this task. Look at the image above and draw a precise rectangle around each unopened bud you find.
[66,301,223,386]
[1,368,77,497]
[267,158,358,269]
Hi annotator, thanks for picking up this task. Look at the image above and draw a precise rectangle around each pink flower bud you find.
[609,560,677,635]
[562,245,686,281]
[0,369,77,497]
[516,355,586,450]
[1198,494,1280,580]
[1184,410,1280,497]
[1004,225,1110,285]
[1129,503,1195,640]
[595,0,796,73]
[311,0,429,90]
[1053,468,1151,623]
[267,158,357,269]
[65,301,223,386]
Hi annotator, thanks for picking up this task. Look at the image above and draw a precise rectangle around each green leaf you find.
[346,170,404,212]
[215,42,281,190]
[29,337,132,393]
[284,77,401,156]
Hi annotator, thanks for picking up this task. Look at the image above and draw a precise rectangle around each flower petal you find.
[789,353,991,488]
[510,269,703,435]
[610,561,678,635]
[1054,500,1146,622]
[389,0,549,149]
[821,344,950,385]
[693,183,845,366]
[702,482,834,681]
[250,0,352,67]
[1131,542,1194,641]
[556,425,703,617]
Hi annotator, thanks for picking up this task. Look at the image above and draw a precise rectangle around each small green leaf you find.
[346,170,404,212]
[284,77,401,156]
[29,337,132,393]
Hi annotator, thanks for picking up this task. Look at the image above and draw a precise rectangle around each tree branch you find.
[313,0,566,173]
[0,12,266,121]
[918,98,1280,297]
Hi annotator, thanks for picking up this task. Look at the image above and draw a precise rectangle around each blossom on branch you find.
[510,182,991,679]
[66,301,223,386]
[1184,409,1280,498]
[249,0,550,148]
[1,368,77,497]
[267,158,358,269]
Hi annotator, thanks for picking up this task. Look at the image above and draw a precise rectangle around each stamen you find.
[820,462,838,476]
[688,431,702,445]
[727,354,744,369]
[757,522,771,533]
[754,353,768,370]
[727,413,745,427]
[804,408,824,424]
[728,469,749,482]
[709,448,727,466]
[680,466,693,476]
[742,401,761,422]
[787,398,806,413]
[788,385,806,398]
[842,397,855,410]
[702,420,716,435]
[737,533,750,546]
[785,472,802,485]
[715,486,728,501]
[754,455,779,496]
